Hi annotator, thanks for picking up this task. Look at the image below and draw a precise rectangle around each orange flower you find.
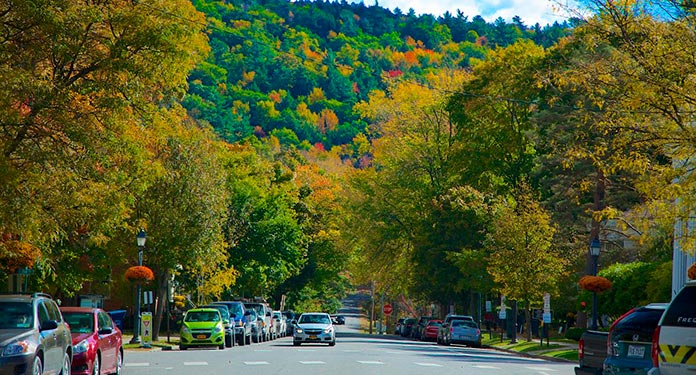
[125,266,154,283]
[579,275,612,293]
[688,262,696,281]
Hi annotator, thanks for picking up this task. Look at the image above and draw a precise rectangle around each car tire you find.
[59,351,71,375]
[219,344,225,350]
[225,335,232,347]
[329,340,336,347]
[31,355,42,375]
[293,341,301,346]
[180,345,188,350]
[92,354,100,375]
[239,335,245,346]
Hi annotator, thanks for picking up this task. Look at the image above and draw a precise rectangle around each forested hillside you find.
[184,0,576,150]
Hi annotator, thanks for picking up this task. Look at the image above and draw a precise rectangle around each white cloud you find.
[359,0,578,26]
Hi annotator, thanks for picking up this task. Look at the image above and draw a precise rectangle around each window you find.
[662,286,696,327]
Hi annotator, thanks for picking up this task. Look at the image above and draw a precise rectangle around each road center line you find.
[414,362,443,367]
[299,361,326,365]
[125,363,150,367]
[244,361,269,365]
[183,361,208,366]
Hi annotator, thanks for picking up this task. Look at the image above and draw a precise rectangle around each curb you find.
[485,344,576,363]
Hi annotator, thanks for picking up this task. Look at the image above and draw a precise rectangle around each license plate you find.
[627,345,645,358]
[309,335,318,340]
[197,334,207,339]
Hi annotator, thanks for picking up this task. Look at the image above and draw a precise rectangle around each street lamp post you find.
[589,237,601,330]
[130,229,147,344]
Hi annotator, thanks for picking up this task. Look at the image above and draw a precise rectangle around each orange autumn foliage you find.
[0,240,41,273]
[689,262,696,280]
[125,266,155,283]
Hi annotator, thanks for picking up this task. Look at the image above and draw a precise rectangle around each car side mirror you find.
[291,320,297,325]
[266,312,271,317]
[40,320,58,331]
[98,327,113,335]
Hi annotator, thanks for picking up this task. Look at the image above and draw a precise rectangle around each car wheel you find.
[31,356,42,375]
[239,335,245,346]
[92,354,100,375]
[219,344,225,350]
[59,351,71,375]
[293,341,301,346]
[329,340,336,347]
[225,335,232,347]
[245,334,251,345]
[180,345,188,350]
[113,349,123,375]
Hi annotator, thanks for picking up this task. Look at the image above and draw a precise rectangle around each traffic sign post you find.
[383,303,392,316]
[141,312,152,348]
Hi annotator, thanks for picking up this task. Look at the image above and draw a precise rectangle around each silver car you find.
[293,312,336,346]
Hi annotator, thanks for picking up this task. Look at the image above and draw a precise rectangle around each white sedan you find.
[292,312,336,346]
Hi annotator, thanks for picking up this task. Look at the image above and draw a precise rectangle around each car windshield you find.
[62,312,94,334]
[0,302,33,329]
[298,314,331,324]
[203,306,229,320]
[185,311,220,322]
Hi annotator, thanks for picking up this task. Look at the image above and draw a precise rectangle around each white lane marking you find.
[125,363,150,367]
[526,367,557,372]
[357,360,385,365]
[414,362,443,367]
[473,365,501,369]
[244,361,269,365]
[299,361,326,365]
[183,362,208,366]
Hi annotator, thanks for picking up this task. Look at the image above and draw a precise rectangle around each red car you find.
[60,307,123,375]
[421,319,442,341]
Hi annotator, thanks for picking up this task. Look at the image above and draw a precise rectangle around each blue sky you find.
[353,0,580,26]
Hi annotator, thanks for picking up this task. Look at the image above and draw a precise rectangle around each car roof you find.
[60,307,101,313]
[188,308,221,313]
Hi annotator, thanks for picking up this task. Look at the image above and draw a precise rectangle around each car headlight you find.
[2,341,29,357]
[73,339,90,354]
[182,326,190,335]
[236,321,244,327]
[213,326,222,334]
[295,328,303,334]
[324,327,333,334]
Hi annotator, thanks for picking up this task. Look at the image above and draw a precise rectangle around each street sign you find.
[499,309,506,319]
[543,293,551,313]
[383,303,393,316]
[485,301,492,312]
[543,312,552,324]
[141,312,152,348]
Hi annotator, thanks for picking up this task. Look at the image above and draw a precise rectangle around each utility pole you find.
[369,281,375,335]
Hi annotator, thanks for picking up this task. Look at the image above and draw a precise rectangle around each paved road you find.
[123,333,575,375]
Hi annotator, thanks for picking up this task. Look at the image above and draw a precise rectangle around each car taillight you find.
[476,329,480,335]
[579,338,585,360]
[651,326,661,368]
[450,327,454,333]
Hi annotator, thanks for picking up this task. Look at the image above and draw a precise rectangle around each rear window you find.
[615,307,664,330]
[662,286,696,327]
[452,320,477,328]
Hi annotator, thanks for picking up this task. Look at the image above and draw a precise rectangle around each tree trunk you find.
[152,269,169,341]
[524,301,532,341]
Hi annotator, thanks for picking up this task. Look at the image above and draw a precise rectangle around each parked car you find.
[401,318,417,337]
[60,306,123,375]
[211,301,251,346]
[179,308,225,350]
[575,330,610,375]
[421,320,442,342]
[293,312,336,346]
[333,315,345,325]
[0,292,72,375]
[438,314,475,345]
[272,311,286,338]
[394,318,406,335]
[411,316,436,340]
[244,302,274,342]
[199,304,234,347]
[650,280,696,375]
[247,309,263,343]
[604,303,668,375]
[444,319,482,347]
[282,311,296,336]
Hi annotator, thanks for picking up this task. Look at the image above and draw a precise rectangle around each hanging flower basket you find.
[688,262,696,281]
[124,266,154,284]
[579,275,612,293]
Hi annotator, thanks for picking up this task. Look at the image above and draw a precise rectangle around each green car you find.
[179,308,226,350]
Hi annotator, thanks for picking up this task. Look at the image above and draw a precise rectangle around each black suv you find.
[0,293,72,375]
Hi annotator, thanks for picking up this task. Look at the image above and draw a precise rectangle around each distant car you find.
[199,304,234,347]
[395,318,406,335]
[334,315,345,325]
[421,320,442,342]
[211,301,252,346]
[401,318,417,337]
[247,309,263,343]
[411,316,436,340]
[60,306,123,375]
[438,314,475,345]
[603,303,668,375]
[293,312,336,346]
[445,319,482,347]
[0,292,73,375]
[650,280,696,375]
[179,308,225,350]
[244,302,274,342]
[272,311,286,338]
[282,311,296,335]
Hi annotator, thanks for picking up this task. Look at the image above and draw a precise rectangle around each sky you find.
[353,0,581,26]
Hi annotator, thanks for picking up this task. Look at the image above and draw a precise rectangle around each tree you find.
[486,187,569,341]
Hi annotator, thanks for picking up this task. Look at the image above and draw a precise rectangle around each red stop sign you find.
[383,303,393,315]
